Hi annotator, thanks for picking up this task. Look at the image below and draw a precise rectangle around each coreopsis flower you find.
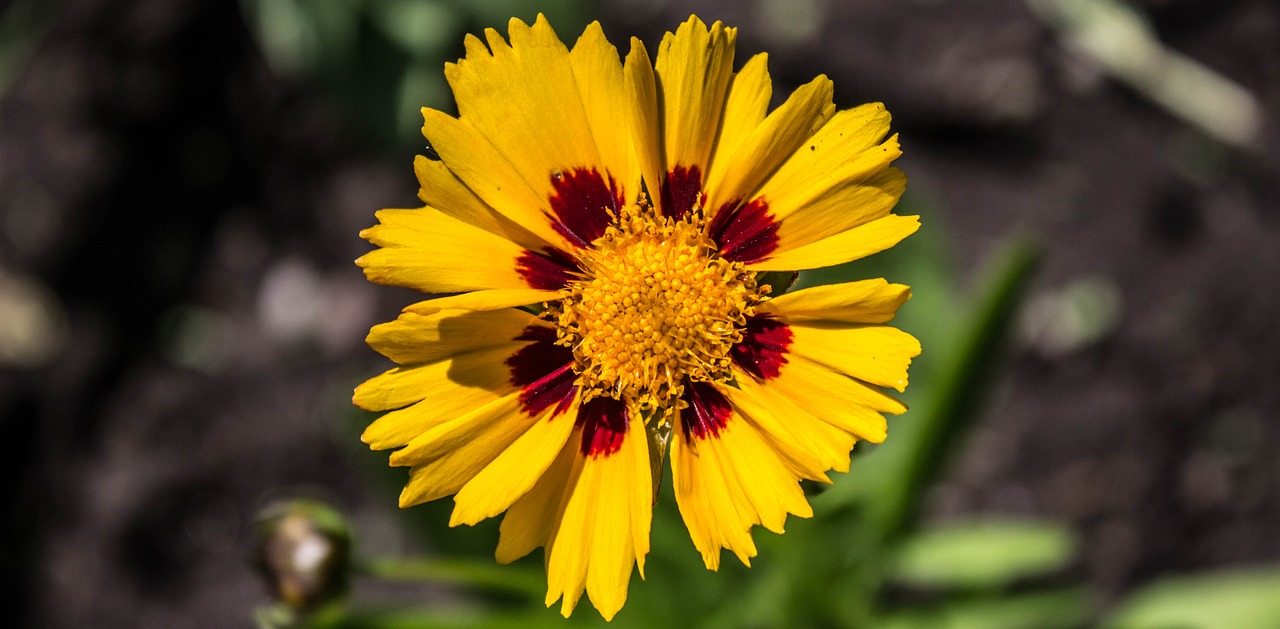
[354,14,919,621]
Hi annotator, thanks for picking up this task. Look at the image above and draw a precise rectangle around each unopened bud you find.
[253,499,352,612]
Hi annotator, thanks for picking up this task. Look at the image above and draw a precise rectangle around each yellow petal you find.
[703,74,834,216]
[759,278,912,323]
[414,155,547,252]
[757,355,903,443]
[394,392,535,507]
[357,207,533,293]
[654,16,737,185]
[727,378,856,480]
[365,308,542,365]
[752,103,897,217]
[496,433,578,564]
[748,213,920,271]
[402,288,561,315]
[421,108,572,250]
[353,344,521,415]
[545,423,651,620]
[434,16,640,252]
[787,324,921,392]
[588,428,651,619]
[623,38,662,208]
[446,17,603,191]
[451,402,578,526]
[736,102,906,258]
[570,22,640,203]
[772,165,907,252]
[672,407,812,571]
[704,53,770,188]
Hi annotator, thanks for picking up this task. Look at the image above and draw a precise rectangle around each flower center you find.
[551,199,766,412]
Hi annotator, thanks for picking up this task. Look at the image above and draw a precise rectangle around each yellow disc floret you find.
[550,197,767,412]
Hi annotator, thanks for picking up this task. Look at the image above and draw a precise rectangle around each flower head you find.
[354,14,920,621]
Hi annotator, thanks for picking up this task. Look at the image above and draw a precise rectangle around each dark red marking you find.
[506,325,577,417]
[548,168,622,248]
[708,197,780,264]
[660,164,703,219]
[577,396,630,457]
[730,316,792,381]
[679,380,732,440]
[516,247,579,290]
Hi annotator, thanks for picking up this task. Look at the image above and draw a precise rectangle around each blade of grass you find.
[879,238,1041,537]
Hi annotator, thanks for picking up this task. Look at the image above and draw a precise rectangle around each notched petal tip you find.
[530,13,562,38]
[483,28,508,53]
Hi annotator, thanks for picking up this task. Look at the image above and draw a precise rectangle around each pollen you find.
[550,198,768,413]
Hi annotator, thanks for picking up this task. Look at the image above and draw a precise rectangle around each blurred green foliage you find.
[240,0,592,146]
[1103,569,1280,629]
[0,0,61,100]
[888,520,1077,592]
[243,2,1280,627]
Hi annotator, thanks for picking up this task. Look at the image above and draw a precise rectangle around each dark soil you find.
[2,0,1278,627]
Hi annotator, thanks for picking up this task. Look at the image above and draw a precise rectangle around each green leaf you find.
[888,519,1077,591]
[1103,567,1280,629]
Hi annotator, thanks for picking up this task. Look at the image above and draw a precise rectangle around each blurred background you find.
[2,0,1278,627]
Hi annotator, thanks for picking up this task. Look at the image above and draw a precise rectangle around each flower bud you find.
[253,499,352,612]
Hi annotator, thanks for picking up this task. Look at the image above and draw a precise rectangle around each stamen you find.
[548,195,769,413]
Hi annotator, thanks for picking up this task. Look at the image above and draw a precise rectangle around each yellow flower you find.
[354,14,920,621]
